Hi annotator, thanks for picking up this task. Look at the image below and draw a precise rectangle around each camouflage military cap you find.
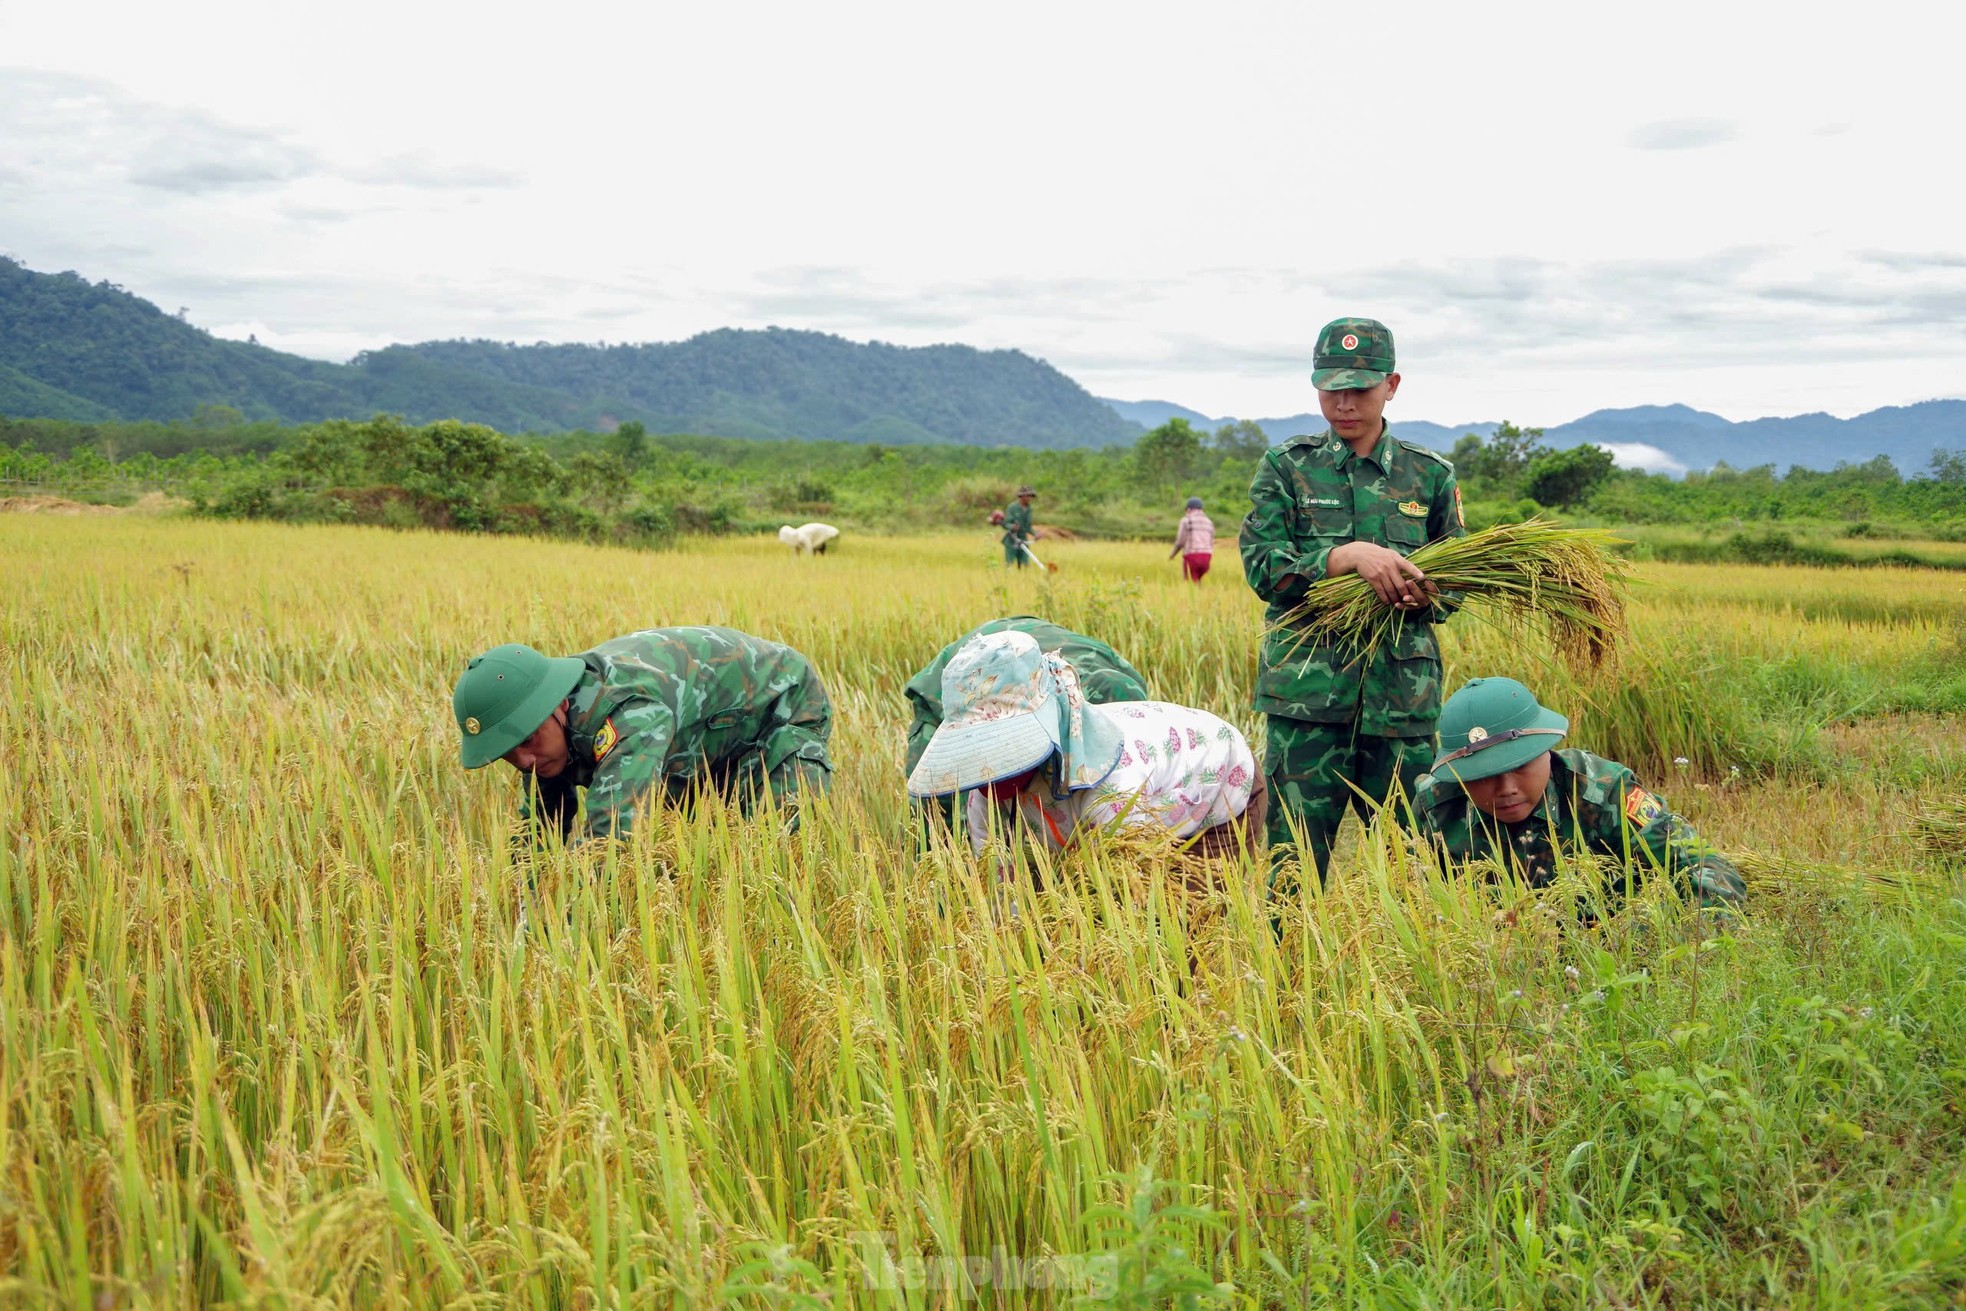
[453,643,587,769]
[1432,677,1568,783]
[1016,485,1037,497]
[1312,318,1396,391]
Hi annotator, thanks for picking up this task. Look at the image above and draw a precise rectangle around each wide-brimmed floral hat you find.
[906,630,1123,798]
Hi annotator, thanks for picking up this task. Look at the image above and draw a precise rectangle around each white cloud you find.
[1628,118,1740,151]
[1597,442,1687,476]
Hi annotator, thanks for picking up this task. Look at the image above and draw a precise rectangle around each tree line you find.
[4,412,1963,549]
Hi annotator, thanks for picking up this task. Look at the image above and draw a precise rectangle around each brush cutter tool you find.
[1019,542,1059,573]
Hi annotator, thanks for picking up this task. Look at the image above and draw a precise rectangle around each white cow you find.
[778,522,840,555]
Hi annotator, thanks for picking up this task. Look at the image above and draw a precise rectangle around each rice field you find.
[3,516,1964,1308]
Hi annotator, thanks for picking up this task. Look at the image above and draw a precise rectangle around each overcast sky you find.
[3,0,1962,426]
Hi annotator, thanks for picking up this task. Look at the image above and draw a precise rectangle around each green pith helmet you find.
[452,643,587,769]
[1431,677,1569,784]
[1312,317,1396,391]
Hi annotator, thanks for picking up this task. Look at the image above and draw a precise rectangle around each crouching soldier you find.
[452,626,832,845]
[908,630,1262,863]
[1415,677,1745,907]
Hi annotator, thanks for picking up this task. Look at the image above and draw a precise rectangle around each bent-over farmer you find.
[1240,316,1465,885]
[904,615,1150,779]
[1415,678,1745,907]
[452,626,832,844]
[908,630,1262,863]
[1001,485,1037,567]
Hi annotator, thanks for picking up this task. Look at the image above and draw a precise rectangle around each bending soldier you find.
[452,626,832,845]
[1415,678,1746,907]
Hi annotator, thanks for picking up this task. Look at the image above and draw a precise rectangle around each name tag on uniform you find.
[1303,496,1344,508]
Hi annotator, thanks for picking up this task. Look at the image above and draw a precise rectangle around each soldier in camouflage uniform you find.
[1241,317,1465,884]
[904,616,1149,829]
[1415,678,1746,906]
[451,626,832,845]
[1001,485,1037,567]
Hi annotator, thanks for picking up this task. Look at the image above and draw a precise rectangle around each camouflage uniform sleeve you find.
[580,698,677,842]
[1602,767,1747,907]
[1240,452,1322,605]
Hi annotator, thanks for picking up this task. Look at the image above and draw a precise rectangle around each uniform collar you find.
[1330,422,1395,474]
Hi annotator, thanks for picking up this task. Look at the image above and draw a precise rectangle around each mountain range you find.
[0,258,1135,448]
[3,256,1959,473]
[1097,398,1966,477]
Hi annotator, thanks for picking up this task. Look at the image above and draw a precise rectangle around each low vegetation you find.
[5,413,1966,562]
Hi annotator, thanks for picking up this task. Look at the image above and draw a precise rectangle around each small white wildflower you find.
[1564,965,1581,981]
[1857,1006,1874,1021]
[1673,756,1690,767]
[1510,989,1524,1000]
[1434,1111,1451,1123]
[1589,989,1606,1003]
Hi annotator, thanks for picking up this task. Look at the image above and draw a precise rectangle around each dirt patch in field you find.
[0,495,120,515]
[1033,523,1078,541]
[0,492,189,516]
[1822,713,1966,772]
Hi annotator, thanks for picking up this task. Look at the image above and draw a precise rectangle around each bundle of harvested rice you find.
[1912,798,1966,860]
[1272,518,1632,671]
[1728,850,1940,898]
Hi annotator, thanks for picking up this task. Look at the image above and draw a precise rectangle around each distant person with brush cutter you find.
[1416,678,1745,907]
[1001,485,1037,567]
[451,626,832,847]
[1241,317,1466,889]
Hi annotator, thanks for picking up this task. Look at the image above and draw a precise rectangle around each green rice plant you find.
[1274,519,1633,672]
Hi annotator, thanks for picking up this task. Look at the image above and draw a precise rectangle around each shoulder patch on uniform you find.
[1454,484,1465,528]
[1396,439,1455,470]
[592,717,620,763]
[1276,431,1327,452]
[1623,785,1665,826]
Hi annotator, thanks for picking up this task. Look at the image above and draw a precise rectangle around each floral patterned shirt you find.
[967,701,1256,855]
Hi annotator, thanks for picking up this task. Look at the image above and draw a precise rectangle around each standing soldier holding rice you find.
[451,626,832,845]
[1240,317,1465,885]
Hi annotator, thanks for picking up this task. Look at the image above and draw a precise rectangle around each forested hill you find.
[0,258,1138,447]
[388,332,1139,447]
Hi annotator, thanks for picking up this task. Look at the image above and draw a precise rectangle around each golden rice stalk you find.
[1912,798,1966,860]
[1270,518,1632,672]
[1727,849,1941,897]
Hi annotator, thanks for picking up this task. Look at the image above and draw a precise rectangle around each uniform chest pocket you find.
[1294,493,1352,537]
[1382,514,1427,548]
